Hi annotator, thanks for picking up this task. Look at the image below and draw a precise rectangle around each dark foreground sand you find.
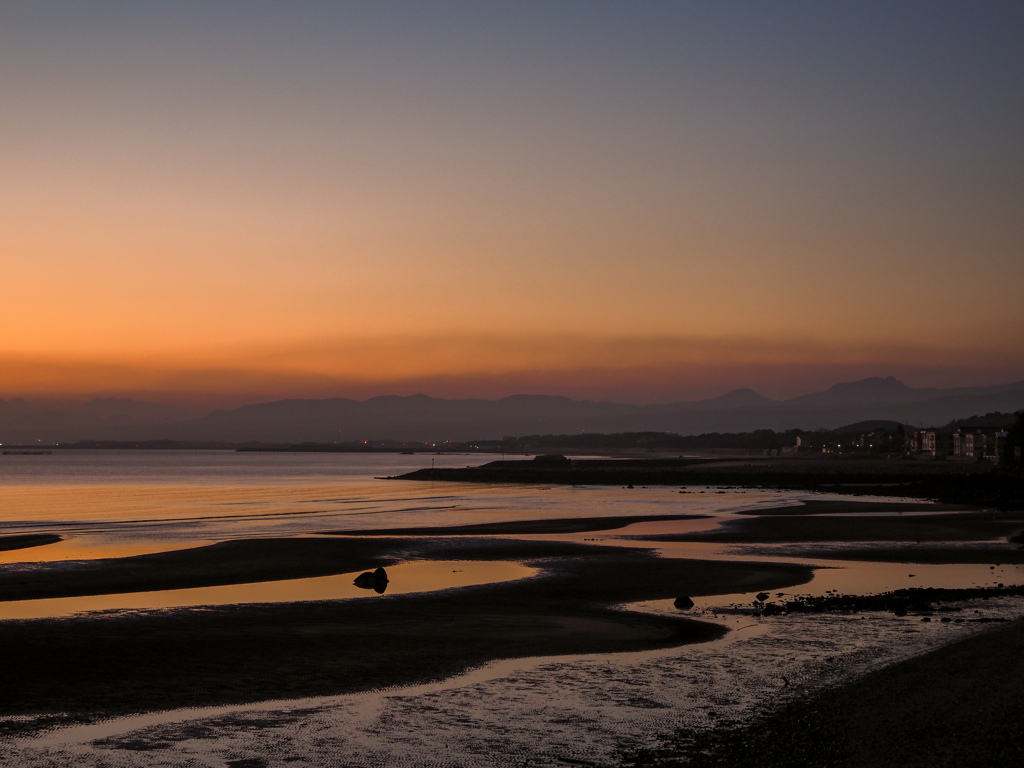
[0,533,61,552]
[607,499,1024,766]
[627,617,1024,767]
[3,497,1023,762]
[0,535,811,730]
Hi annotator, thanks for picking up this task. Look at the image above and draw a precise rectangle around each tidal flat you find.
[1,451,1023,766]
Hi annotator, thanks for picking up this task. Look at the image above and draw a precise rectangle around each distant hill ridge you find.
[3,377,1023,444]
[788,376,924,407]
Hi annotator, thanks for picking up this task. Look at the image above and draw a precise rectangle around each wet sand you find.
[327,513,709,537]
[646,509,1024,545]
[4,496,1023,759]
[1,517,717,602]
[785,545,1024,564]
[0,534,61,552]
[734,499,975,515]
[0,537,406,601]
[0,536,811,726]
[636,503,1024,565]
[609,499,1024,765]
[677,499,1024,567]
[661,617,1024,767]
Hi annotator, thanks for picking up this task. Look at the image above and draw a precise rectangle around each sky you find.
[2,1,1023,406]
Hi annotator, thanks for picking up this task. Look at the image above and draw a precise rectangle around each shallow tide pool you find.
[0,559,537,621]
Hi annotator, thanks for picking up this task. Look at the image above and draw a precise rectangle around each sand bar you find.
[0,535,812,723]
[0,534,61,552]
[326,512,709,537]
[643,509,1024,545]
[734,499,975,515]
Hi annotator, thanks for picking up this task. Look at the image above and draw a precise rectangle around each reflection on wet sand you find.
[0,536,217,564]
[527,516,1024,602]
[353,565,390,593]
[3,455,1023,767]
[0,560,537,621]
[10,594,1021,768]
[641,558,1024,614]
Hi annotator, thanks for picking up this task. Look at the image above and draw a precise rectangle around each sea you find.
[2,449,1022,766]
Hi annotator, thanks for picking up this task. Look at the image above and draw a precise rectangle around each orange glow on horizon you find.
[3,5,1022,406]
[2,332,1021,405]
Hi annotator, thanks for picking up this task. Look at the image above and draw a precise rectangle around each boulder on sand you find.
[354,566,390,594]
[673,596,695,610]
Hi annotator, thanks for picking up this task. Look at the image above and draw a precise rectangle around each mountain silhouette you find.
[5,377,1022,444]
[787,376,926,407]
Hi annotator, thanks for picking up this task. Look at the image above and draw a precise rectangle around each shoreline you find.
[393,457,1024,509]
[4,489,1023,757]
[0,536,812,725]
[640,616,1024,767]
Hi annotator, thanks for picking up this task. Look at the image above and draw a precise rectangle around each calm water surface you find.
[0,449,786,560]
[1,450,1021,618]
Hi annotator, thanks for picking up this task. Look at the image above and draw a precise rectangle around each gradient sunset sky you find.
[3,1,1023,406]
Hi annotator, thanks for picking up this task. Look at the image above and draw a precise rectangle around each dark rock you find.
[756,592,770,602]
[673,596,695,610]
[354,566,389,594]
